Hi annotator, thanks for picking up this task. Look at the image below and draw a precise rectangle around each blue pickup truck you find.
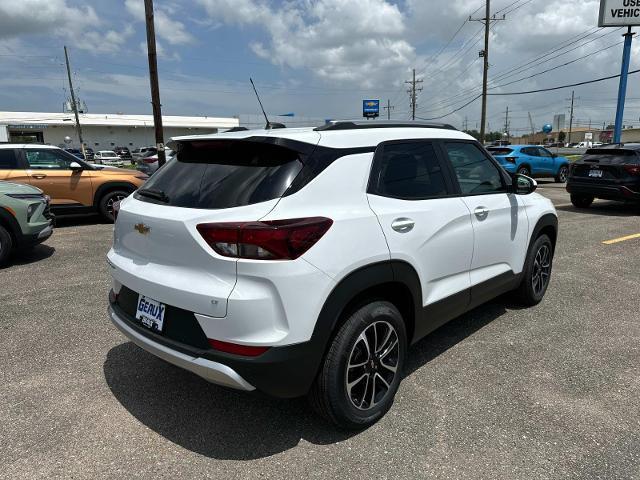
[487,145,570,183]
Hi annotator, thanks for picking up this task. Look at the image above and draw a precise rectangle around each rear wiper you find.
[138,188,169,203]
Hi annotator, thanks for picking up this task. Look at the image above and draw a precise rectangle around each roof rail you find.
[314,120,457,132]
[225,127,249,132]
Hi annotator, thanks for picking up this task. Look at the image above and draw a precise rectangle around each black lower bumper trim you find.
[567,182,640,201]
[109,291,323,398]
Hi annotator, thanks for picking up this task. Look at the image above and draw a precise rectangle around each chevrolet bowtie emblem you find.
[134,223,151,235]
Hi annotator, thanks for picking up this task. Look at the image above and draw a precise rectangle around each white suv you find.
[107,121,558,429]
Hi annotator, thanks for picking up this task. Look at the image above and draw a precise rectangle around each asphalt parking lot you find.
[2,183,639,480]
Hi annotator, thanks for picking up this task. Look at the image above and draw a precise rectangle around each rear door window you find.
[0,150,17,169]
[136,140,304,209]
[369,141,449,199]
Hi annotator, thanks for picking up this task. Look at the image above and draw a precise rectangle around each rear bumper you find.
[109,305,256,391]
[108,297,325,398]
[566,181,640,201]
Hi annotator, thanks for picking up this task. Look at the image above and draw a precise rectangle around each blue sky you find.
[0,0,637,133]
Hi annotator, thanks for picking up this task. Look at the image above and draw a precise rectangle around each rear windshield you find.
[581,149,639,165]
[136,140,304,209]
[487,148,513,156]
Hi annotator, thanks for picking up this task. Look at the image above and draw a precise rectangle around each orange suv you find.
[0,144,147,221]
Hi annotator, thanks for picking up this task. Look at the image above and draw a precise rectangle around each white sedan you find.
[94,151,125,167]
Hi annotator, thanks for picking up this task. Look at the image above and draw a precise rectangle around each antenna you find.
[250,78,272,129]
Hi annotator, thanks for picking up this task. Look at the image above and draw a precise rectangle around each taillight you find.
[143,156,158,164]
[197,217,333,260]
[624,165,640,176]
[504,156,517,164]
[208,339,269,357]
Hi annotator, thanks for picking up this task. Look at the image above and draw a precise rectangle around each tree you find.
[558,131,566,143]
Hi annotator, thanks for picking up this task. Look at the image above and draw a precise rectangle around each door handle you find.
[32,174,47,179]
[391,218,415,233]
[474,207,489,221]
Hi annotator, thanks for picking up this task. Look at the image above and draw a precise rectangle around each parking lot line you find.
[602,233,640,245]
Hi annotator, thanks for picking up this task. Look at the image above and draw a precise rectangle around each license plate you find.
[589,169,603,178]
[136,295,166,332]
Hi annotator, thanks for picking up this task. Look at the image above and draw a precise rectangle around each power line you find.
[416,68,640,120]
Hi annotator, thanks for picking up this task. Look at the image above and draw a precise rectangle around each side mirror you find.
[512,174,537,195]
[69,161,83,171]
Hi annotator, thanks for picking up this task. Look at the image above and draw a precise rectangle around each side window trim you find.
[440,139,509,197]
[367,138,456,200]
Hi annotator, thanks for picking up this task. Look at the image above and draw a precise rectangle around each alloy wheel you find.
[106,194,126,217]
[532,244,551,297]
[346,321,400,411]
[558,166,568,182]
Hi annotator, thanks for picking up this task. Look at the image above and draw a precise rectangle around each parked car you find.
[107,121,558,429]
[115,146,133,162]
[135,149,174,175]
[0,180,54,265]
[64,148,84,159]
[94,151,125,167]
[83,147,95,160]
[131,146,157,159]
[566,144,640,208]
[488,145,570,182]
[0,144,147,222]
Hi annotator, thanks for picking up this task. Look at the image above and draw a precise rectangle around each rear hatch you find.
[109,137,316,317]
[570,148,640,182]
[487,147,516,166]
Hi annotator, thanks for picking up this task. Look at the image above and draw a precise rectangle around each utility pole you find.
[405,69,423,120]
[64,46,84,156]
[567,90,575,145]
[144,0,166,166]
[504,106,510,143]
[463,116,468,131]
[383,99,394,120]
[470,1,505,145]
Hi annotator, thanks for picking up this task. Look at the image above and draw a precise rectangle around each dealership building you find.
[0,112,240,149]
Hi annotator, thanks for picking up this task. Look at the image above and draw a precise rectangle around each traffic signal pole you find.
[613,27,635,144]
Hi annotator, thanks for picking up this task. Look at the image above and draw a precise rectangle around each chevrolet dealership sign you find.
[599,0,640,26]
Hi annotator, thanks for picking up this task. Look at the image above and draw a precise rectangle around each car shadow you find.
[2,244,55,269]
[104,298,511,460]
[556,201,640,217]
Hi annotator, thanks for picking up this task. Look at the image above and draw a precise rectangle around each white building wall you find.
[41,125,218,149]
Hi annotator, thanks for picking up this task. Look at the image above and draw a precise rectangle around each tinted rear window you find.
[487,148,513,156]
[136,140,304,209]
[582,149,639,165]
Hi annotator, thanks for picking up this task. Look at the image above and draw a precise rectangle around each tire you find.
[517,166,530,176]
[99,190,130,222]
[0,224,13,267]
[309,301,407,430]
[514,234,553,307]
[555,165,569,183]
[570,194,594,209]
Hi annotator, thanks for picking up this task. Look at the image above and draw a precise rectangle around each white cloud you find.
[125,0,194,46]
[196,0,417,87]
[0,0,132,53]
